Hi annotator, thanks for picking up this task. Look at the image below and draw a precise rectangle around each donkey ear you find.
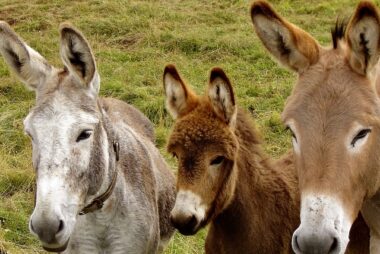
[346,1,380,75]
[208,68,237,126]
[0,21,52,90]
[59,23,99,93]
[250,1,319,72]
[163,64,197,119]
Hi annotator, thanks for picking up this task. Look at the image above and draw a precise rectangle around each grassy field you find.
[0,0,374,253]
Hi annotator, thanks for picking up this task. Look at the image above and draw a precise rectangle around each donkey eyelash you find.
[285,126,297,140]
[210,156,225,165]
[351,129,371,147]
[25,131,34,141]
[76,129,93,142]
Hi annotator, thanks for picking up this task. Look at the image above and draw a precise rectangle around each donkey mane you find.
[331,18,347,49]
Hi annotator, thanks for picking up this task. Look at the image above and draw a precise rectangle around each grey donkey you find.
[0,21,176,253]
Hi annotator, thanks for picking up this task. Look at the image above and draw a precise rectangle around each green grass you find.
[0,0,376,253]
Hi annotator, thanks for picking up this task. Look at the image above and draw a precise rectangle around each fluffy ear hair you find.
[59,23,99,93]
[250,1,319,72]
[346,1,380,75]
[163,64,197,119]
[208,67,237,126]
[0,21,52,90]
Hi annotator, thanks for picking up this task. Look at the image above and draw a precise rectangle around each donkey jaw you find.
[292,194,351,254]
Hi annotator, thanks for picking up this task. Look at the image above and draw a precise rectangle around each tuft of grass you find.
[0,0,372,253]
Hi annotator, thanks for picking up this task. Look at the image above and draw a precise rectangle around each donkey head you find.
[0,22,110,251]
[164,65,238,235]
[252,1,380,253]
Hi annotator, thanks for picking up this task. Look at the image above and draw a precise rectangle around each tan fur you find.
[251,1,319,72]
[251,1,375,252]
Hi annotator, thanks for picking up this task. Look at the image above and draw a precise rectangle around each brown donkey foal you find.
[164,65,299,253]
[164,66,369,253]
[251,1,380,253]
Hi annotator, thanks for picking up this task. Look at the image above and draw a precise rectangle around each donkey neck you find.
[83,100,119,214]
[212,109,298,245]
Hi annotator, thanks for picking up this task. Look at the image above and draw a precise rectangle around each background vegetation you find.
[0,0,373,253]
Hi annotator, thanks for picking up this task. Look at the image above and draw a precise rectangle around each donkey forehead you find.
[282,50,379,128]
[168,105,235,152]
[24,90,99,130]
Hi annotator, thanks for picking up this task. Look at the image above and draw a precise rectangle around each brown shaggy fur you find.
[165,66,369,253]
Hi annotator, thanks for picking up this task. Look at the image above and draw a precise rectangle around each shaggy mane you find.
[331,18,348,49]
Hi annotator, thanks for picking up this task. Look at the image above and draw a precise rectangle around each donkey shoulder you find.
[100,97,155,142]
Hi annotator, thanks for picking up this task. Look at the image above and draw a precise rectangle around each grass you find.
[0,0,375,253]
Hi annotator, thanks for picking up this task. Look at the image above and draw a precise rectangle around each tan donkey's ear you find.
[163,64,197,119]
[60,23,100,93]
[0,21,52,90]
[250,1,319,72]
[346,1,380,75]
[208,68,237,126]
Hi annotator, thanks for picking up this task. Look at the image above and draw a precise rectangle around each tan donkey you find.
[163,65,369,253]
[251,1,380,253]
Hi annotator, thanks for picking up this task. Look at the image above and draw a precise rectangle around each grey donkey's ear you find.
[208,68,237,126]
[59,23,99,94]
[0,21,52,90]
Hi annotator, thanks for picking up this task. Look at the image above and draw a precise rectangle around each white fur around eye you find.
[292,137,300,155]
[209,163,221,180]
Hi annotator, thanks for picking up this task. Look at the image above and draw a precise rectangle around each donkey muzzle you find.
[292,227,342,254]
[30,212,68,251]
[170,212,199,235]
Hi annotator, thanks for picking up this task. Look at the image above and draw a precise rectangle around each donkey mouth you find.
[42,238,70,252]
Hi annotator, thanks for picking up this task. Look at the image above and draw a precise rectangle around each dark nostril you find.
[188,215,197,228]
[293,235,301,251]
[329,237,338,252]
[57,220,64,234]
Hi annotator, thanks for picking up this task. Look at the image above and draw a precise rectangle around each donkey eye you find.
[285,126,297,141]
[210,156,224,166]
[351,129,371,147]
[76,130,92,142]
[25,131,33,141]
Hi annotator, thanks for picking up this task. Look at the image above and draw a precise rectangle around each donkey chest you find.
[205,194,296,253]
[67,208,156,254]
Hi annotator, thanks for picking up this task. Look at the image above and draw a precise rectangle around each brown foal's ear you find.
[250,1,319,72]
[346,1,380,75]
[163,64,197,119]
[0,21,52,90]
[208,67,237,126]
[60,23,100,93]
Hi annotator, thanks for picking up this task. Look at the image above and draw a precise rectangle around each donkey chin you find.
[292,195,351,254]
[41,239,70,253]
